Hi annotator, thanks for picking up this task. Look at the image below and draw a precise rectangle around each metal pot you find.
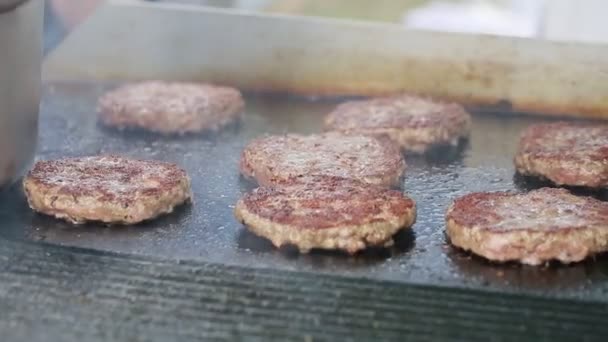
[0,0,42,188]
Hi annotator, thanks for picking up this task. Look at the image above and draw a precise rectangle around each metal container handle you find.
[0,0,28,13]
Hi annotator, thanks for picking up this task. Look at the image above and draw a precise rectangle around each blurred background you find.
[45,0,608,53]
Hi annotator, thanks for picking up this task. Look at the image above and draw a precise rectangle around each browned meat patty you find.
[240,132,405,188]
[514,122,608,188]
[98,81,244,134]
[235,176,416,254]
[324,95,471,153]
[23,155,192,225]
[445,188,608,265]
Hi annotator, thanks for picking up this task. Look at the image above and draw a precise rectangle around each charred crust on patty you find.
[23,155,192,225]
[445,187,608,265]
[235,176,416,254]
[514,122,608,188]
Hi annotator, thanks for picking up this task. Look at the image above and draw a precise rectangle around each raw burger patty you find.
[514,122,608,188]
[98,81,244,134]
[445,188,608,265]
[324,95,471,153]
[235,176,416,254]
[240,132,405,187]
[23,155,192,224]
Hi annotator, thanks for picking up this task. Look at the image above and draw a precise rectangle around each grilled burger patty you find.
[324,95,471,153]
[240,132,405,188]
[98,81,244,135]
[446,188,608,265]
[514,122,608,188]
[23,155,192,224]
[235,176,416,254]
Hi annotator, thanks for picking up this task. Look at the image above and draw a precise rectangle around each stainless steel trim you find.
[0,0,42,187]
[44,0,608,119]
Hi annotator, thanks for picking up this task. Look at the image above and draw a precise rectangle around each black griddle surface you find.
[3,82,608,305]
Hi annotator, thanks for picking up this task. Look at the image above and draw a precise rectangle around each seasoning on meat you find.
[514,122,608,188]
[324,95,471,153]
[445,188,608,265]
[240,132,405,188]
[98,81,244,134]
[235,176,416,254]
[23,155,192,224]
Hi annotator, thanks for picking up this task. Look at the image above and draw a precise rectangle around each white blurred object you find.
[403,0,545,38]
[542,0,608,44]
[159,0,271,9]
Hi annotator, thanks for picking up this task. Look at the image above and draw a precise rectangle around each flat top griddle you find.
[1,82,608,341]
[4,81,608,297]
